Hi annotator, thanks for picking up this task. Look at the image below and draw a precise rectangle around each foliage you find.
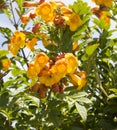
[0,0,117,129]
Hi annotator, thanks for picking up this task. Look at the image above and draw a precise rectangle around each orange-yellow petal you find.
[65,53,78,74]
[26,38,37,51]
[92,0,113,7]
[35,52,49,68]
[66,13,82,31]
[2,59,11,71]
[35,2,55,22]
[27,62,40,81]
[10,31,26,48]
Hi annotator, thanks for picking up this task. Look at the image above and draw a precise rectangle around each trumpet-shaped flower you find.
[26,38,38,51]
[8,43,19,56]
[65,13,82,31]
[35,52,49,68]
[39,72,59,86]
[92,0,113,7]
[69,71,86,90]
[39,59,67,86]
[51,58,67,78]
[35,2,55,22]
[8,31,26,56]
[65,53,78,74]
[10,31,26,48]
[1,59,11,71]
[27,62,40,81]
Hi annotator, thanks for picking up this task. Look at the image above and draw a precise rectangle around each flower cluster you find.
[21,0,82,31]
[7,0,87,99]
[8,31,26,56]
[27,52,86,98]
[8,31,38,55]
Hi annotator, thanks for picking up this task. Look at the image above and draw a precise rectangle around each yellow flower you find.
[39,75,54,86]
[26,38,38,51]
[51,58,67,78]
[8,43,19,56]
[69,71,86,90]
[100,11,110,24]
[92,0,113,7]
[35,2,55,22]
[39,69,59,86]
[35,52,49,68]
[10,31,26,48]
[54,58,67,75]
[65,53,78,74]
[66,13,82,31]
[27,62,40,81]
[60,6,72,17]
[39,59,67,86]
[2,59,11,71]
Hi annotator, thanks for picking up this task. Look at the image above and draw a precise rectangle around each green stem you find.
[88,86,107,105]
[10,0,17,29]
[94,62,108,97]
[21,49,29,68]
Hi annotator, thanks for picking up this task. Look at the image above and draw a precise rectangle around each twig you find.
[94,62,108,97]
[21,48,29,68]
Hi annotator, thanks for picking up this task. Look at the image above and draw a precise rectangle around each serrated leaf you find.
[75,102,87,121]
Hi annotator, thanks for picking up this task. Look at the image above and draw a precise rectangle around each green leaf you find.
[69,0,91,16]
[82,44,99,61]
[73,25,88,41]
[109,88,117,94]
[0,49,8,58]
[69,91,88,99]
[76,97,92,104]
[0,27,12,39]
[75,102,87,121]
[11,66,26,76]
[0,110,8,120]
[85,44,99,56]
[10,86,26,96]
[15,0,24,13]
